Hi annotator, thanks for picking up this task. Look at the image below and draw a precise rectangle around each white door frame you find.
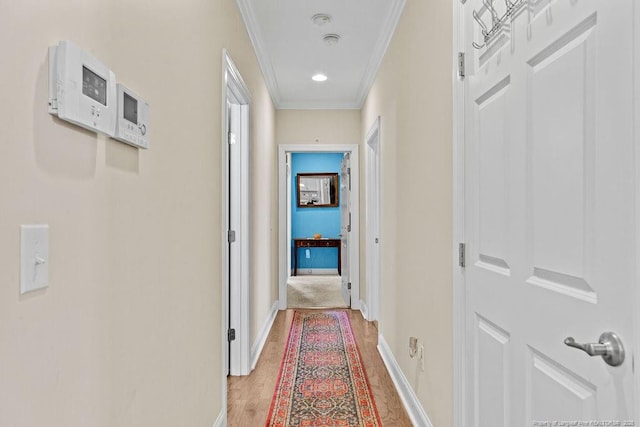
[635,0,640,421]
[634,0,640,422]
[365,117,381,321]
[286,153,292,280]
[452,1,466,426]
[452,2,640,426]
[278,144,360,311]
[221,49,251,384]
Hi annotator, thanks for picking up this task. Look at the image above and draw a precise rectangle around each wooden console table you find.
[293,238,341,276]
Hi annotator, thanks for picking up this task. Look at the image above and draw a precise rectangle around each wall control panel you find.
[48,40,117,136]
[113,84,149,149]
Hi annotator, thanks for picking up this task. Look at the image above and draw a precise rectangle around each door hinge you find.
[228,131,237,145]
[459,242,466,268]
[227,328,236,342]
[458,52,465,78]
[347,167,352,190]
[348,282,352,290]
[228,230,236,243]
[347,212,351,232]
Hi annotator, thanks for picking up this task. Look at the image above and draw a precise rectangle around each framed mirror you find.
[296,173,339,208]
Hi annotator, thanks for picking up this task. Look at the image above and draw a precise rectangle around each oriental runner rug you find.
[265,310,382,427]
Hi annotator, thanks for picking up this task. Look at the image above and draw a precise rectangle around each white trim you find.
[359,300,369,321]
[222,49,252,382]
[278,102,362,110]
[278,144,360,311]
[377,335,433,427]
[220,51,229,426]
[354,0,407,108]
[286,153,292,278]
[251,301,279,369]
[212,410,225,427]
[365,117,381,322]
[235,0,405,110]
[234,0,281,107]
[452,1,467,426]
[634,0,640,422]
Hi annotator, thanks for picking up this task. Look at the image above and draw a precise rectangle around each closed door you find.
[341,153,351,306]
[463,0,637,424]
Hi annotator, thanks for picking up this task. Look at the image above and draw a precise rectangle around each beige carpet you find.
[287,275,349,309]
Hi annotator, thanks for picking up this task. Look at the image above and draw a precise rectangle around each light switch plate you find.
[20,225,49,294]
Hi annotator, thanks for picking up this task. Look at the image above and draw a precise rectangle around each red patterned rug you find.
[266,310,382,427]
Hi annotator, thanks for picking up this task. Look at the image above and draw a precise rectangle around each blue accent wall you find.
[291,152,343,270]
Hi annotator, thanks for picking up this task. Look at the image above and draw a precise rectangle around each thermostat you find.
[113,84,149,149]
[48,40,117,136]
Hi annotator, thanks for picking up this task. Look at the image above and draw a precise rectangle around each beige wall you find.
[276,110,361,145]
[361,0,453,425]
[0,1,275,425]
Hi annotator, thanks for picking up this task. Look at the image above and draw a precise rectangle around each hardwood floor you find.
[227,309,412,426]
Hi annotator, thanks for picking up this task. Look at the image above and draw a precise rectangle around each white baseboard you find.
[377,334,433,427]
[213,410,225,427]
[294,268,339,275]
[360,300,369,320]
[251,301,279,369]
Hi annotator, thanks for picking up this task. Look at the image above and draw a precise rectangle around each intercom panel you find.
[48,40,117,136]
[113,84,149,149]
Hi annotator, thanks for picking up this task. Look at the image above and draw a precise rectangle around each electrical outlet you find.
[409,337,418,358]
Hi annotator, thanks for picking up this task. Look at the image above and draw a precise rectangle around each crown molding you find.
[354,0,407,108]
[235,0,281,106]
[276,101,361,110]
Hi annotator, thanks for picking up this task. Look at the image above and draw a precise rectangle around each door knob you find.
[564,332,625,367]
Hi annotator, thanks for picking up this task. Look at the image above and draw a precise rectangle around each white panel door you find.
[341,153,351,306]
[463,0,637,425]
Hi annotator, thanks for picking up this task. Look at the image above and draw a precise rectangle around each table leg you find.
[293,245,298,276]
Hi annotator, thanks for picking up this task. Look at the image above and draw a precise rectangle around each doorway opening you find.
[221,50,251,384]
[278,145,360,311]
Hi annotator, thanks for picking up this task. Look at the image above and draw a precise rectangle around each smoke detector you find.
[311,13,332,26]
[323,34,341,46]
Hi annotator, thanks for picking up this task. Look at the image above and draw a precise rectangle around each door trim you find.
[452,1,467,426]
[365,117,381,322]
[634,0,640,421]
[221,49,252,388]
[278,144,360,310]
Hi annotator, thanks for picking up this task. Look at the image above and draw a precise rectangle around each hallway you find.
[228,310,411,426]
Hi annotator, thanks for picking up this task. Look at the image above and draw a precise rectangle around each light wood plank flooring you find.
[227,309,412,426]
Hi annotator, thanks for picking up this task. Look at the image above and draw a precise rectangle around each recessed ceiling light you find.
[312,74,328,82]
[323,34,341,46]
[311,13,332,26]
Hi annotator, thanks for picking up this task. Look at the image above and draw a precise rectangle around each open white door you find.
[340,153,351,307]
[462,0,637,425]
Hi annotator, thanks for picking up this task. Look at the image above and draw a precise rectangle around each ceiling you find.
[236,0,406,110]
